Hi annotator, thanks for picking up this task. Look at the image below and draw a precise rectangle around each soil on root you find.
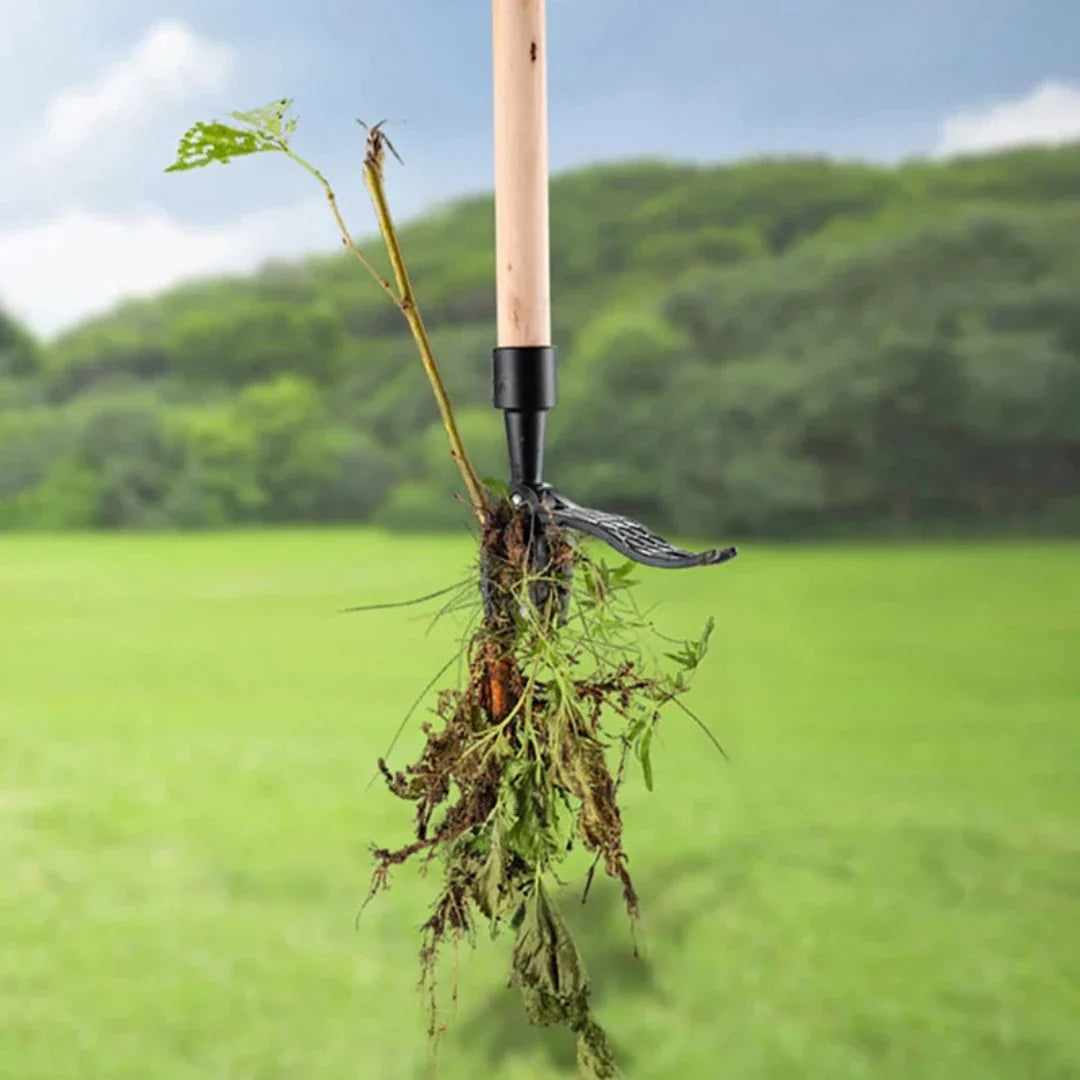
[368,498,694,1078]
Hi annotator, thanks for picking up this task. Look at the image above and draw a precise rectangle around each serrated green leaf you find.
[510,882,590,1028]
[165,122,274,172]
[231,98,294,137]
[165,99,297,173]
[473,828,519,926]
[498,758,562,867]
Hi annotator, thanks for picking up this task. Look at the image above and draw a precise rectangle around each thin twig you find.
[282,149,399,305]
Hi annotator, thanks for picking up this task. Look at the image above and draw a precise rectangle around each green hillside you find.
[2,144,1079,534]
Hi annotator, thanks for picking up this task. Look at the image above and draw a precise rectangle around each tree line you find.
[1,144,1078,536]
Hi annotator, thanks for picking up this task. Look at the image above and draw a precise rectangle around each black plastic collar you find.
[492,346,557,490]
[492,346,557,411]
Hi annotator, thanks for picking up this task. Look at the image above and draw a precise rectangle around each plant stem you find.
[289,141,486,521]
[361,136,487,521]
[283,150,400,305]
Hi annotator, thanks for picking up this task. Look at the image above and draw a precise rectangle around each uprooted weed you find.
[164,98,720,1078]
[366,498,717,1078]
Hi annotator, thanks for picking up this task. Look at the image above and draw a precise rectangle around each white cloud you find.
[0,201,332,337]
[936,79,1080,156]
[23,20,233,163]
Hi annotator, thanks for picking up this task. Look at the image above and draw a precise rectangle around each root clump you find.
[368,498,715,1077]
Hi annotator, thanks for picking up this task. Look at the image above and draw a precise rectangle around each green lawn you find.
[1,532,1078,1080]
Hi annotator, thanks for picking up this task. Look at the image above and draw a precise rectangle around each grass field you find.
[1,531,1078,1080]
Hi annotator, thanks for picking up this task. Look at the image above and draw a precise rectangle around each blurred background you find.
[1,2,1078,1078]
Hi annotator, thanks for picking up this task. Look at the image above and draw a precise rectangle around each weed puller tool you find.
[166,12,736,1073]
[491,0,737,571]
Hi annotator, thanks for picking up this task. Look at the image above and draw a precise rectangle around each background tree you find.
[2,142,1078,535]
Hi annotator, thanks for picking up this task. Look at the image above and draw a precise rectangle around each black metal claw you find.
[541,490,737,570]
[493,345,737,571]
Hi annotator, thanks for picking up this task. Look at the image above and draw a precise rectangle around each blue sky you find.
[1,0,1078,336]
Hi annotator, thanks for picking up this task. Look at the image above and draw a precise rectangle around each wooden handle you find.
[493,0,551,347]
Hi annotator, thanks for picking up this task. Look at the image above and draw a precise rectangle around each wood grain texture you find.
[493,0,551,347]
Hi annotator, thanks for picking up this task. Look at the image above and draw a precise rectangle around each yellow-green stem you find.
[288,142,485,521]
[362,150,487,521]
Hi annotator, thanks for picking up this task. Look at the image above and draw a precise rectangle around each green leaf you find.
[473,829,517,925]
[639,727,654,791]
[509,882,620,1077]
[664,616,716,672]
[231,99,295,137]
[498,758,562,867]
[165,99,296,173]
[698,615,715,658]
[578,1019,619,1079]
[510,882,590,1027]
